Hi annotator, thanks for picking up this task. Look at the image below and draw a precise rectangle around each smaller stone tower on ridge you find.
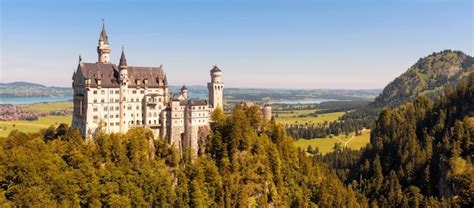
[208,66,224,110]
[262,103,272,121]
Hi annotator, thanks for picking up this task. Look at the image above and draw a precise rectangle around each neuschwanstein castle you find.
[72,24,224,154]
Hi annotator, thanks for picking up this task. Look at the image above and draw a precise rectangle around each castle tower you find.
[163,75,169,103]
[118,47,128,133]
[262,103,272,121]
[97,22,111,63]
[180,85,188,100]
[208,66,224,109]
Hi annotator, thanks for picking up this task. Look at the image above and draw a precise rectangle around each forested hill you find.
[371,50,474,108]
[0,106,368,206]
[348,73,474,206]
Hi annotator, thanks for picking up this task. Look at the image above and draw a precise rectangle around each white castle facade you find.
[72,24,224,154]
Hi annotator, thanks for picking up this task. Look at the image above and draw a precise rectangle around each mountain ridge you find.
[371,50,474,107]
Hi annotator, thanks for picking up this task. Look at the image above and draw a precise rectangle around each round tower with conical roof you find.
[207,65,224,110]
[181,85,188,100]
[97,22,111,63]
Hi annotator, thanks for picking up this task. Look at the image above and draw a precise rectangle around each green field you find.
[0,116,71,137]
[20,101,73,113]
[294,129,371,154]
[275,111,344,126]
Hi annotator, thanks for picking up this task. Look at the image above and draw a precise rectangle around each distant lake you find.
[0,96,72,104]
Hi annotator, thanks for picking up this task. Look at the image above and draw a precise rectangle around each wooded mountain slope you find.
[348,73,474,206]
[372,50,474,107]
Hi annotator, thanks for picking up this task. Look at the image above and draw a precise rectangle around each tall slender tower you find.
[208,66,224,109]
[118,47,128,133]
[97,22,111,63]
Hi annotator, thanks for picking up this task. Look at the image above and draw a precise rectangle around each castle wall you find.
[73,85,167,137]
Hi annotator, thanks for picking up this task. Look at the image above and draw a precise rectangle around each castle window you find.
[110,98,113,103]
[101,90,105,94]
[149,120,151,124]
[93,90,97,94]
[136,106,140,110]
[93,108,98,112]
[132,90,137,94]
[101,99,104,103]
[116,122,120,126]
[115,106,119,111]
[110,123,114,126]
[110,90,114,94]
[94,99,97,103]
[140,90,144,94]
[115,90,119,94]
[116,115,119,118]
[104,114,107,119]
[93,115,98,120]
[104,106,108,111]
[115,99,119,103]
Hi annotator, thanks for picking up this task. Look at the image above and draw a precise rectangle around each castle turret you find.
[180,85,188,100]
[207,66,224,110]
[97,22,111,63]
[163,75,169,103]
[118,47,128,133]
[262,103,272,121]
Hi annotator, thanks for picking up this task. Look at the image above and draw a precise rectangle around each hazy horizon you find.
[1,0,473,89]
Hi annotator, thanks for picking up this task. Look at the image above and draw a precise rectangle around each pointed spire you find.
[181,85,188,91]
[119,46,127,66]
[78,54,82,63]
[163,75,168,86]
[211,65,222,72]
[99,19,109,44]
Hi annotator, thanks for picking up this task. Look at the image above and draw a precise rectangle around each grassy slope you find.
[274,109,370,154]
[275,111,345,126]
[294,129,371,154]
[0,116,71,137]
[20,101,72,113]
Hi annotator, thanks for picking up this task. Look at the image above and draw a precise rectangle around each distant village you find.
[0,104,71,121]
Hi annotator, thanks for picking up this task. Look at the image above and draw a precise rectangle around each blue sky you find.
[1,0,472,89]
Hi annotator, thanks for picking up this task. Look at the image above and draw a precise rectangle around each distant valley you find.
[0,81,381,104]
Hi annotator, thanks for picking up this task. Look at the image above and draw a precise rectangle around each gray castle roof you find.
[211,65,221,72]
[99,24,109,44]
[187,99,207,106]
[119,49,127,66]
[78,62,166,88]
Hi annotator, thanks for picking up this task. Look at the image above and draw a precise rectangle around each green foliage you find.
[345,72,474,206]
[0,105,364,206]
